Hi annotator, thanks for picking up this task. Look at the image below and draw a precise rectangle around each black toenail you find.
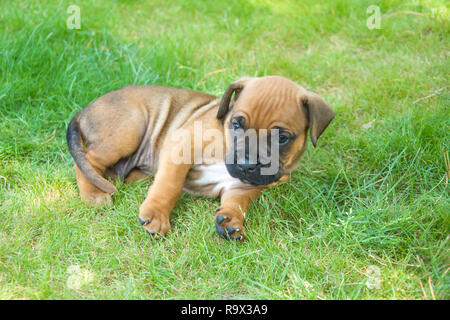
[216,215,228,225]
[215,223,225,237]
[226,225,236,234]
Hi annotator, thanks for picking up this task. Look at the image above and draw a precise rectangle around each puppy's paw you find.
[139,210,171,239]
[214,208,245,241]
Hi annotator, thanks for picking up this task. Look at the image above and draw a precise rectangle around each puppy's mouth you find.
[225,163,282,186]
[240,178,253,184]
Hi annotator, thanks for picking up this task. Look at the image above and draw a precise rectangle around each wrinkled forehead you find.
[233,78,308,132]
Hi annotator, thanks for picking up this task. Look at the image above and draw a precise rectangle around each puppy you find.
[66,76,334,240]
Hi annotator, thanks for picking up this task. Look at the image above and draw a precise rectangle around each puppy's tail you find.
[66,115,117,194]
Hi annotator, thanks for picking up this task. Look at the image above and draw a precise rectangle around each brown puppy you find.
[66,76,334,240]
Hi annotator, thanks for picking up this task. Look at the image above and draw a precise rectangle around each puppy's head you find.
[218,76,334,186]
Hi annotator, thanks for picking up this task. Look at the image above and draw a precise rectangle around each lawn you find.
[0,0,448,299]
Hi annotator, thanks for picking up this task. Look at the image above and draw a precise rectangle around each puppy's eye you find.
[231,121,241,130]
[279,134,289,145]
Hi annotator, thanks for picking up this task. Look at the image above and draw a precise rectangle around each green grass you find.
[0,0,448,299]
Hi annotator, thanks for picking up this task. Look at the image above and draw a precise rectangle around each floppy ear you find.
[302,91,335,147]
[217,77,252,120]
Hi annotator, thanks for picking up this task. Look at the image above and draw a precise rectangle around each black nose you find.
[237,163,258,174]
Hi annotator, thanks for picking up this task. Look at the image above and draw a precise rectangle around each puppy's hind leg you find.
[68,103,147,206]
[75,163,113,206]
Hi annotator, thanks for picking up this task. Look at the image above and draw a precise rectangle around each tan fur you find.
[67,76,334,240]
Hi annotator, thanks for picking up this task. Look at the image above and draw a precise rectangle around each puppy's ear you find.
[301,92,335,147]
[217,77,252,120]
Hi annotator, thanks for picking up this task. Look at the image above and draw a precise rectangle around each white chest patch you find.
[186,162,245,197]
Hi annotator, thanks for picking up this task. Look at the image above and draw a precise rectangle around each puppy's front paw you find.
[214,208,245,241]
[139,210,171,239]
